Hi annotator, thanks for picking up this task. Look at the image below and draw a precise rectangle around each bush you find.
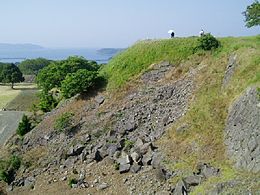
[198,33,220,50]
[38,91,58,112]
[16,115,32,136]
[54,112,74,133]
[61,69,98,98]
[68,178,77,188]
[0,155,21,184]
[9,156,21,171]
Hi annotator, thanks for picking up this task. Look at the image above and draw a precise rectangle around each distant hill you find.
[97,48,124,55]
[0,43,44,50]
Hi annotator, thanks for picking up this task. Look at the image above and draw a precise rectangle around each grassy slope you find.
[100,37,198,90]
[102,35,260,193]
[0,84,39,111]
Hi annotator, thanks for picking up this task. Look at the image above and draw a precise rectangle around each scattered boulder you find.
[24,176,36,187]
[142,151,153,166]
[130,163,142,173]
[197,163,220,179]
[95,95,105,105]
[184,175,202,187]
[130,151,141,163]
[119,164,131,173]
[173,180,188,195]
[97,182,109,190]
[67,144,85,156]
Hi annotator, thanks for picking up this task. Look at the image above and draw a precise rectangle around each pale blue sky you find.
[0,0,259,48]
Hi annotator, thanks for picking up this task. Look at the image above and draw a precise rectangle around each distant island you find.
[0,43,44,51]
[97,48,124,55]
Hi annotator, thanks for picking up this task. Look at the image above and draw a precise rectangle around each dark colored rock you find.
[94,150,103,162]
[67,144,85,156]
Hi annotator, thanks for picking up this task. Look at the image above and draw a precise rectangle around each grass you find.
[101,37,199,90]
[0,83,39,111]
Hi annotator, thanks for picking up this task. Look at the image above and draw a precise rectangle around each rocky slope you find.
[0,36,259,195]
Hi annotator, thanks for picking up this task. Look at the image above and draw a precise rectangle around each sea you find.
[0,48,121,64]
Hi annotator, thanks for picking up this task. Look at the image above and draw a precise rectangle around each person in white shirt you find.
[199,29,205,37]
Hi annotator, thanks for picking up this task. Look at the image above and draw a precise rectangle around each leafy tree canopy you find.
[61,69,98,98]
[0,63,24,88]
[18,58,51,75]
[37,56,98,92]
[243,0,260,28]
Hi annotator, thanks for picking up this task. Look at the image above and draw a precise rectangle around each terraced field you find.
[0,83,39,145]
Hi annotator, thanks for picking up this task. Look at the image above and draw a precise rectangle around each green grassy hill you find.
[101,36,259,90]
[101,35,260,193]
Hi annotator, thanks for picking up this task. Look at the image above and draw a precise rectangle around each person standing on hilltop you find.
[171,31,175,38]
[199,29,205,37]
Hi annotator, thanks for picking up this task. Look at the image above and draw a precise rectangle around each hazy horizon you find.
[1,0,259,48]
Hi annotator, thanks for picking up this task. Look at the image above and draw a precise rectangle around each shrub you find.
[38,91,58,112]
[0,170,9,183]
[198,33,220,50]
[54,112,74,133]
[68,178,77,188]
[16,115,32,136]
[0,155,21,184]
[9,156,21,171]
[61,69,98,98]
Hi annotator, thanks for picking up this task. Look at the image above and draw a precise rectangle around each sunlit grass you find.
[0,84,38,110]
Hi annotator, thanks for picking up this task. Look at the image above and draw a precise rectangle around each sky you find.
[0,0,259,48]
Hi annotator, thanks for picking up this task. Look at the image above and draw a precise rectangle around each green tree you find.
[37,56,98,92]
[243,0,260,28]
[16,115,32,136]
[18,58,51,75]
[0,63,24,89]
[61,69,98,98]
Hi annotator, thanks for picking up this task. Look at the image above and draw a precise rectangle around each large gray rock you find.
[173,180,188,195]
[184,175,202,187]
[130,163,141,173]
[67,144,85,156]
[95,95,105,105]
[224,87,260,173]
[119,164,131,173]
[222,54,238,88]
[24,176,36,187]
[197,163,220,179]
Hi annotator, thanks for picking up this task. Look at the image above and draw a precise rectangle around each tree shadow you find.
[12,87,38,91]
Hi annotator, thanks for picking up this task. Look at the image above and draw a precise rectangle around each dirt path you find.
[0,111,25,146]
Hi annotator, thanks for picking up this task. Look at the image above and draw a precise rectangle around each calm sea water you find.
[0,48,118,64]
